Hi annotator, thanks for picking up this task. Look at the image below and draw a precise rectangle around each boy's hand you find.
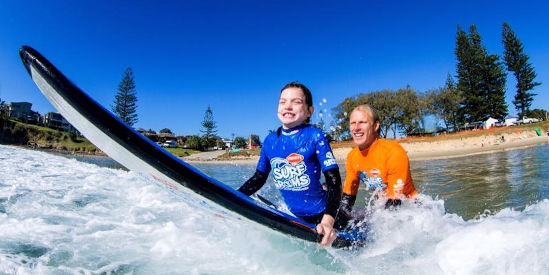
[316,214,336,247]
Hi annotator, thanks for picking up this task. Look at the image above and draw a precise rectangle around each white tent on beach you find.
[504,116,518,126]
[484,117,498,129]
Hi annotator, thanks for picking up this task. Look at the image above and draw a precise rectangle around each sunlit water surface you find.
[1,144,548,274]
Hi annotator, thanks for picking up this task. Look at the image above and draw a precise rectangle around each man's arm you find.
[385,145,414,207]
[339,193,357,220]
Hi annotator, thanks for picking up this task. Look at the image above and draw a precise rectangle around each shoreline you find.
[7,129,548,165]
[185,130,549,165]
[401,129,548,161]
[405,135,548,161]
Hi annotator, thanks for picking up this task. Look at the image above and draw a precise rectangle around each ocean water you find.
[1,144,548,274]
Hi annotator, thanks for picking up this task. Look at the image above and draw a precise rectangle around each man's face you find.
[277,87,313,129]
[349,109,380,150]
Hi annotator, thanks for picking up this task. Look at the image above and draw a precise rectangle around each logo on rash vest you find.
[393,179,404,195]
[271,156,310,191]
[323,152,337,166]
[359,168,386,191]
[286,153,304,164]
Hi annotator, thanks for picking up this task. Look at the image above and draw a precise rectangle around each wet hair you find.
[280,81,313,123]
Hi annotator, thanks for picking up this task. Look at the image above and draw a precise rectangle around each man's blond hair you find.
[352,104,379,124]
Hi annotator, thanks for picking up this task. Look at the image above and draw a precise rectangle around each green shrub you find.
[12,124,29,144]
[69,132,78,142]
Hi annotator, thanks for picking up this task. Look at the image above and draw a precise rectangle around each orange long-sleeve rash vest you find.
[343,138,417,199]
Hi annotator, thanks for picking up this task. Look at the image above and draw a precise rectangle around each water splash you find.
[1,145,548,273]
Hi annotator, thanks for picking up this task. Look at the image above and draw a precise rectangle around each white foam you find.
[1,145,548,274]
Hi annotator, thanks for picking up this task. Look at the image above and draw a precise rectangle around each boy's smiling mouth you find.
[282,112,295,118]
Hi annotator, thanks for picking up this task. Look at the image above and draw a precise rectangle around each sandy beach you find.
[334,129,548,162]
[403,130,548,161]
[186,127,549,165]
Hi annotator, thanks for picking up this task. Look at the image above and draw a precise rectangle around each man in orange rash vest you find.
[340,104,418,217]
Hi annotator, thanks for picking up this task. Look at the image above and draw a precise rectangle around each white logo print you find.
[270,157,310,191]
[394,179,404,194]
[323,152,337,166]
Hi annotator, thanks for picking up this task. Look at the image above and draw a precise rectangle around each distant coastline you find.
[187,124,549,165]
[4,120,548,165]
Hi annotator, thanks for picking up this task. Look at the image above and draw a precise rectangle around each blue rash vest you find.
[256,124,339,217]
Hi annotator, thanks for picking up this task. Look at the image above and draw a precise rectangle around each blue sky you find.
[1,1,548,140]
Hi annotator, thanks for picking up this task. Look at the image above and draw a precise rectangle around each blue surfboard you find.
[19,46,365,248]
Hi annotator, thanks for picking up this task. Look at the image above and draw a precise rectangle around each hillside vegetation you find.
[0,119,99,154]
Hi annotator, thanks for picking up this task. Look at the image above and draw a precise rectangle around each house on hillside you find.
[157,132,176,143]
[7,102,32,121]
[43,112,78,133]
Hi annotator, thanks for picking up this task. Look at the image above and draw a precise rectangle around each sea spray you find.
[1,145,549,274]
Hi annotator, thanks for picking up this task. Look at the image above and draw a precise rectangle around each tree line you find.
[330,22,543,140]
[112,23,544,143]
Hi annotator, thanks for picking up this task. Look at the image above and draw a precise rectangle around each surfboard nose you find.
[19,46,65,88]
[19,45,37,74]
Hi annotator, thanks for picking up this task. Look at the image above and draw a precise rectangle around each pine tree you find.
[112,68,138,126]
[200,106,217,148]
[455,25,507,122]
[483,53,508,119]
[502,22,540,118]
[455,25,480,122]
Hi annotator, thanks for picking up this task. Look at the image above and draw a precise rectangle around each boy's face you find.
[278,87,313,129]
[349,109,380,150]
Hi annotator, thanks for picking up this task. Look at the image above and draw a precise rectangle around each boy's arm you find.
[239,144,270,195]
[237,170,268,196]
[323,168,342,219]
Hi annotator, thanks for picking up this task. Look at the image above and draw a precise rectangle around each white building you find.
[484,117,498,129]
